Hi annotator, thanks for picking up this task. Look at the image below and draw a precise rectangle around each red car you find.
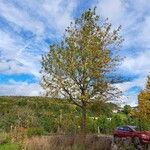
[113,125,150,148]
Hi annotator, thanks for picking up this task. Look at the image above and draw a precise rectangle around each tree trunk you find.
[81,105,86,135]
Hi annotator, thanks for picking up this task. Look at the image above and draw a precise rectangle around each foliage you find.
[137,76,150,130]
[0,132,10,144]
[38,113,57,133]
[0,96,147,136]
[123,105,132,115]
[27,127,44,137]
[88,101,119,117]
[0,105,37,132]
[41,8,123,133]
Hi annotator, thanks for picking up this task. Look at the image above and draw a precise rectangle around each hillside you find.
[0,96,120,134]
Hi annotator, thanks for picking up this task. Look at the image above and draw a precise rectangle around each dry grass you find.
[24,134,147,150]
[24,134,112,150]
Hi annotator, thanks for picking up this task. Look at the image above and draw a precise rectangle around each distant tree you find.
[88,101,119,117]
[137,76,150,129]
[41,8,123,134]
[123,105,132,115]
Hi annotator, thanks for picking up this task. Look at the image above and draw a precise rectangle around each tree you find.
[41,8,123,134]
[137,76,150,129]
[123,105,132,115]
[88,101,119,117]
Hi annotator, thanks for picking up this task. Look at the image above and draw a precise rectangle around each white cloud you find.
[0,0,77,36]
[0,0,77,78]
[0,30,23,56]
[0,80,42,96]
[121,50,150,76]
[95,0,150,49]
[33,0,76,33]
[138,16,150,48]
[96,0,125,25]
[115,75,147,106]
[116,50,150,106]
[0,30,42,77]
[0,0,45,35]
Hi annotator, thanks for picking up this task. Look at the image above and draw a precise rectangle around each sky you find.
[0,0,150,106]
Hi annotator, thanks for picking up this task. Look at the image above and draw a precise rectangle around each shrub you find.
[0,132,10,144]
[27,128,44,137]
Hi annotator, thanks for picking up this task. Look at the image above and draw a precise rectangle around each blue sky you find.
[0,0,150,105]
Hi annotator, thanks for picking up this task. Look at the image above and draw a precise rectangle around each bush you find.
[0,132,10,144]
[27,128,44,137]
[38,115,57,133]
[96,116,112,134]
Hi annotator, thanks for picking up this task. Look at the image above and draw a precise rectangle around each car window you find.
[117,126,132,132]
[123,127,132,132]
[117,127,124,131]
[131,126,139,131]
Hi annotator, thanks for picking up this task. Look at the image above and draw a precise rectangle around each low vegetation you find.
[24,134,112,150]
[0,96,120,135]
[0,95,149,149]
[0,143,19,150]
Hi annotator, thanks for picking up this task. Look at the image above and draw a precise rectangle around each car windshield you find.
[128,126,140,131]
[117,126,140,131]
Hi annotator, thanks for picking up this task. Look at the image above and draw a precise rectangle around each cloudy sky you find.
[0,0,150,106]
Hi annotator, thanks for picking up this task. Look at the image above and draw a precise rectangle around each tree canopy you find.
[41,8,123,133]
[138,76,150,125]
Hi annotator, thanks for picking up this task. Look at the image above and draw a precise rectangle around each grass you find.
[0,143,18,150]
[24,134,112,150]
